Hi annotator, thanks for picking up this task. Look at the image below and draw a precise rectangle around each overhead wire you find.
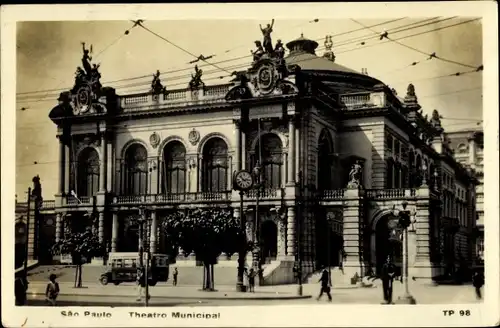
[15,17,447,98]
[16,17,481,106]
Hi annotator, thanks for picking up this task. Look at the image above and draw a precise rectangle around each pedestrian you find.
[381,257,396,304]
[15,273,28,306]
[472,269,484,300]
[247,268,256,292]
[316,268,332,301]
[136,267,150,302]
[45,274,59,306]
[172,267,178,286]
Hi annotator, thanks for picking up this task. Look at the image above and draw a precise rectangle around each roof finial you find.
[323,35,335,62]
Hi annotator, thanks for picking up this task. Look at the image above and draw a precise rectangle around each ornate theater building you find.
[46,31,479,284]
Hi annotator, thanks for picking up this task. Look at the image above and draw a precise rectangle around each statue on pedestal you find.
[151,70,167,95]
[189,65,205,90]
[347,162,363,189]
[251,41,265,62]
[260,19,275,54]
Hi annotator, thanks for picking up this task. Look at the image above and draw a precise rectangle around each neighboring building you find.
[446,129,484,264]
[41,32,478,283]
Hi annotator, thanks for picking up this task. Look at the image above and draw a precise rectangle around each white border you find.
[1,2,499,327]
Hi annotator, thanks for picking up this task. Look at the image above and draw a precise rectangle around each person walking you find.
[316,268,332,301]
[172,267,178,286]
[15,272,28,306]
[247,268,256,293]
[381,257,396,304]
[45,274,59,306]
[472,269,484,300]
[136,267,150,302]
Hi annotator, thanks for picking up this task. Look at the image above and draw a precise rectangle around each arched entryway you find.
[261,220,277,264]
[120,217,140,252]
[315,209,343,270]
[373,213,402,275]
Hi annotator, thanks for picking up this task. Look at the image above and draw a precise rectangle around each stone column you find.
[342,188,364,277]
[99,133,107,192]
[64,142,71,193]
[106,139,113,192]
[150,210,157,253]
[55,213,62,243]
[277,217,287,258]
[241,130,247,169]
[111,213,118,252]
[287,118,296,185]
[286,207,296,256]
[58,137,65,194]
[411,186,434,278]
[468,137,476,168]
[234,120,241,172]
[98,212,105,244]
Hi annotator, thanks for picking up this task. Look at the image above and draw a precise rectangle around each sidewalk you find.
[26,281,314,300]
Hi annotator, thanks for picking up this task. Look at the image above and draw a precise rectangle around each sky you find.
[15,17,483,199]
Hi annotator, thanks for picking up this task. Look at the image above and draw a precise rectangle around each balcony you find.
[119,84,232,114]
[365,188,417,200]
[112,191,232,206]
[40,200,55,210]
[246,188,283,200]
[64,195,93,207]
[318,189,345,200]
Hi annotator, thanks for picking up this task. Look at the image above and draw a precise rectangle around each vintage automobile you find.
[99,252,169,286]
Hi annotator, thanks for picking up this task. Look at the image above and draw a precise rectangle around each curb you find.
[27,292,312,301]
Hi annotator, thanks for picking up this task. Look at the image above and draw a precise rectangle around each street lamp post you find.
[137,206,150,307]
[395,200,417,305]
[295,171,304,296]
[236,190,246,292]
[252,162,263,285]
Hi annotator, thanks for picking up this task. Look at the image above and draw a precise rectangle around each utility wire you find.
[17,17,480,105]
[134,20,231,74]
[16,17,446,97]
[348,18,481,70]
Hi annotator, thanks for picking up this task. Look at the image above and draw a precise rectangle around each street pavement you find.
[24,279,483,306]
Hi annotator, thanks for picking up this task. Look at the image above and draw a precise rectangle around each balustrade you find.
[119,84,232,113]
[365,188,417,199]
[319,189,345,199]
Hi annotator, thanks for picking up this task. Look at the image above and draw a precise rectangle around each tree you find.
[162,207,249,291]
[51,222,104,288]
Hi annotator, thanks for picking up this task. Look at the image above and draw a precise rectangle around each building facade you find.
[446,129,484,263]
[44,33,478,284]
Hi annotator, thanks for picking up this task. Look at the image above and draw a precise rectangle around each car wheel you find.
[113,281,121,286]
[99,275,109,285]
[149,280,157,286]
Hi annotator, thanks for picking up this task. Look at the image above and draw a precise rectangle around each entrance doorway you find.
[375,214,402,275]
[315,214,343,269]
[261,220,277,264]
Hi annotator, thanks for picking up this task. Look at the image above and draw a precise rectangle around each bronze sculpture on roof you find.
[260,19,275,54]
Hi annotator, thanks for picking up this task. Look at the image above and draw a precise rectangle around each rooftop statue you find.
[274,39,285,60]
[81,42,93,76]
[407,83,416,97]
[189,65,205,90]
[260,19,275,54]
[251,41,265,62]
[151,69,167,95]
[430,109,443,130]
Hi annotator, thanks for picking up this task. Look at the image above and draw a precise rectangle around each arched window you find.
[394,139,400,159]
[255,134,283,189]
[202,137,229,192]
[386,134,393,154]
[386,158,394,188]
[394,162,401,188]
[162,141,186,194]
[415,155,422,187]
[318,130,334,191]
[124,144,148,195]
[77,147,100,197]
[408,151,415,187]
[401,165,408,188]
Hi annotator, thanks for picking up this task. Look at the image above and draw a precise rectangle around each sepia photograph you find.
[2,2,499,327]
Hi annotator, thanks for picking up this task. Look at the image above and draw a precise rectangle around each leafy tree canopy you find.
[162,208,249,264]
[51,227,105,263]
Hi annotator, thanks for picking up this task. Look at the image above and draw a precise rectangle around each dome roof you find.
[285,35,360,74]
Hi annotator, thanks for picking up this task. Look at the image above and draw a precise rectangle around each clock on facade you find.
[233,170,254,191]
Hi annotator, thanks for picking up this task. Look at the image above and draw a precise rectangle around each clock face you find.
[234,170,253,190]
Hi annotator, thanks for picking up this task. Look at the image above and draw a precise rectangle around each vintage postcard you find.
[1,2,499,327]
